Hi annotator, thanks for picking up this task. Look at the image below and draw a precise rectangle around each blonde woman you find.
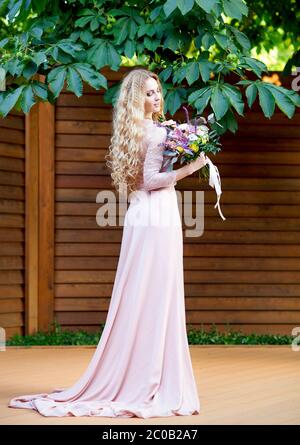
[8,68,207,418]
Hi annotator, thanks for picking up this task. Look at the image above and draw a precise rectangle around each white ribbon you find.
[205,156,226,221]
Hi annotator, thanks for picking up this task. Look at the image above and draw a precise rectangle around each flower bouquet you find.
[158,107,226,221]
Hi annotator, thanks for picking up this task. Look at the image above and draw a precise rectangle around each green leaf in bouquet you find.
[198,164,210,182]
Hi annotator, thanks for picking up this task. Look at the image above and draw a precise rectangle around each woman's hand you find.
[160,119,177,127]
[190,152,208,173]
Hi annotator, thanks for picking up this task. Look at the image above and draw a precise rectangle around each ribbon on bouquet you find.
[161,150,226,220]
[204,156,226,221]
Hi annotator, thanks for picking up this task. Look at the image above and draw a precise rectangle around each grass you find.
[5,321,294,346]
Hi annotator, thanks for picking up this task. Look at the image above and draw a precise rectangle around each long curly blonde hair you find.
[105,68,166,195]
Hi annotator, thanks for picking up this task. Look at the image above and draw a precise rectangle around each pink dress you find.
[8,119,200,418]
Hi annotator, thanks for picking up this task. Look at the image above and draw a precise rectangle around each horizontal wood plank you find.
[54,256,300,271]
[54,296,300,312]
[54,283,300,297]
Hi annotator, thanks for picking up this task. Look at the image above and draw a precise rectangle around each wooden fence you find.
[0,67,299,339]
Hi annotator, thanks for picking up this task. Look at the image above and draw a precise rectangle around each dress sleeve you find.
[142,126,178,191]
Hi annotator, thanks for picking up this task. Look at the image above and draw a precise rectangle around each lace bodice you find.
[138,119,177,191]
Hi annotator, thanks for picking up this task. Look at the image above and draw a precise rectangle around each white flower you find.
[178,123,189,131]
[196,125,209,136]
[188,133,198,141]
[207,113,215,123]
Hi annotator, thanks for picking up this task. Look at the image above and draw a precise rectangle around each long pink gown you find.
[8,118,200,418]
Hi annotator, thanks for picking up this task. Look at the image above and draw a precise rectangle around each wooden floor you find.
[0,345,299,425]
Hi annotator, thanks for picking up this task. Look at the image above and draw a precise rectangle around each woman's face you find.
[144,77,162,117]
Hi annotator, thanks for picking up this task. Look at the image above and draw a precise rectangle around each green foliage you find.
[0,0,299,133]
[7,320,106,346]
[237,79,300,119]
[238,0,299,73]
[6,321,293,345]
[187,325,293,345]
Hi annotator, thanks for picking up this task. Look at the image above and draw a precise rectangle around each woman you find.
[8,68,207,418]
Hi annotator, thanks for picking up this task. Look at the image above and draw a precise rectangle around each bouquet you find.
[158,107,226,221]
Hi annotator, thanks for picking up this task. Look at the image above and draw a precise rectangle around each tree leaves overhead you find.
[195,0,221,14]
[245,83,257,108]
[20,85,36,114]
[74,8,107,31]
[211,85,229,120]
[222,84,244,116]
[257,83,275,118]
[0,85,25,118]
[86,39,121,70]
[222,0,248,20]
[164,87,187,114]
[237,0,299,74]
[66,66,83,97]
[238,79,300,119]
[0,0,298,133]
[47,66,67,99]
[194,89,212,114]
[74,63,107,90]
[264,84,298,119]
